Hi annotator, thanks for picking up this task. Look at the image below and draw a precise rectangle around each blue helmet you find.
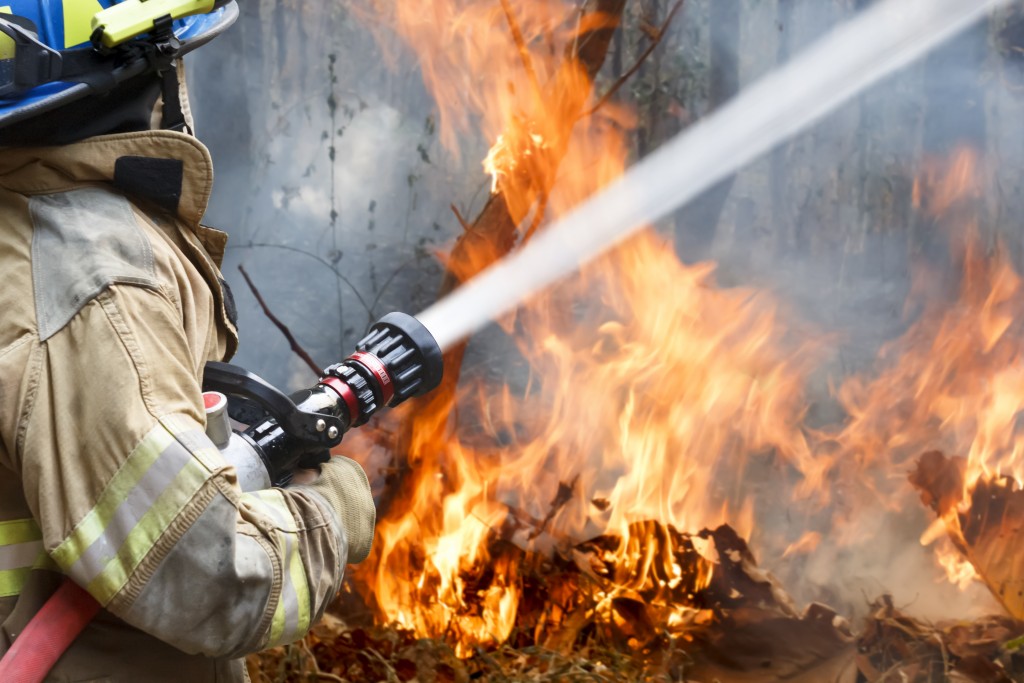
[0,0,238,130]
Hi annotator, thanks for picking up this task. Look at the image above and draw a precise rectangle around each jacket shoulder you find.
[29,186,159,341]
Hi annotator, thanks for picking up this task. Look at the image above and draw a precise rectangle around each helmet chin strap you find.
[159,62,188,133]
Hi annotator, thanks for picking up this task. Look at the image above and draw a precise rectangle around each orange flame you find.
[821,147,1024,591]
[347,0,1018,651]
[346,0,823,653]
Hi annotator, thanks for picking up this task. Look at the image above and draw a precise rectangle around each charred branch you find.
[583,0,686,119]
[238,264,321,377]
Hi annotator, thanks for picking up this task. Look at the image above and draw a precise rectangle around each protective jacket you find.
[0,130,350,682]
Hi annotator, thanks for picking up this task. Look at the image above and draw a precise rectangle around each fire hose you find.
[0,312,443,683]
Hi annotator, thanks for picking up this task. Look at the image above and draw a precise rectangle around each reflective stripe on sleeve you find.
[51,420,213,605]
[0,518,49,598]
[246,489,311,647]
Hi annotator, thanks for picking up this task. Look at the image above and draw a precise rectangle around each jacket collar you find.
[0,130,214,229]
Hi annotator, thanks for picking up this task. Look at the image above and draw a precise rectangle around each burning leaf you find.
[913,452,1024,620]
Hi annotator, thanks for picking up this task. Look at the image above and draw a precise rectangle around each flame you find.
[828,148,1024,491]
[357,233,816,653]
[820,146,1024,593]
[933,536,980,591]
[346,0,1020,654]
[782,531,822,559]
[346,0,822,653]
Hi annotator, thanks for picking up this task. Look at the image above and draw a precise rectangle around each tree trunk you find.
[673,0,741,261]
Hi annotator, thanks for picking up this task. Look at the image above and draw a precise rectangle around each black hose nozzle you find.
[321,312,444,426]
[232,312,443,486]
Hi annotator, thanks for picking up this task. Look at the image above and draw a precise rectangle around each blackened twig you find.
[530,474,580,540]
[238,264,321,376]
[451,203,473,233]
[582,0,686,119]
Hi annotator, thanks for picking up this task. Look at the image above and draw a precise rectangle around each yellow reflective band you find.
[92,0,214,49]
[0,518,42,546]
[0,551,62,598]
[0,520,53,598]
[0,567,31,598]
[51,426,175,571]
[288,534,311,639]
[88,456,207,604]
[52,419,216,606]
[63,0,104,48]
[267,528,310,647]
[249,490,311,647]
[0,7,11,14]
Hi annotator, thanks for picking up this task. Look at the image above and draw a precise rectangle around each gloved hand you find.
[296,456,376,564]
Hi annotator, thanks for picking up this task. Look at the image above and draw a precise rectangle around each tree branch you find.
[583,0,685,119]
[451,203,472,233]
[229,242,373,317]
[238,264,321,377]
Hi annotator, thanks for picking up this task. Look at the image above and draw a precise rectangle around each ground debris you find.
[245,513,1024,682]
[855,595,1024,682]
[247,607,1024,683]
[246,523,860,682]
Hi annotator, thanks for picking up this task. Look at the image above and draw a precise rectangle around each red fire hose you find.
[0,578,100,683]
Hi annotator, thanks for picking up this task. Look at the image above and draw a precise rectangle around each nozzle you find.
[210,312,443,487]
[321,312,443,426]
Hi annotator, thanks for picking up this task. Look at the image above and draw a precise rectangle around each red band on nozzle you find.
[321,376,360,422]
[349,351,395,405]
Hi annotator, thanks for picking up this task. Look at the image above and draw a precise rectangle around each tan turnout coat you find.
[0,131,347,682]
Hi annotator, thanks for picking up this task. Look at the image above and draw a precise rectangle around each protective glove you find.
[296,456,376,564]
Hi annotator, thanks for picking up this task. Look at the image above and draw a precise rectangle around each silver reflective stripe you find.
[51,420,212,605]
[0,518,46,598]
[0,540,43,571]
[71,438,195,586]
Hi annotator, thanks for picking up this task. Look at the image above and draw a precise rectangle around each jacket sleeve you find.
[16,283,350,658]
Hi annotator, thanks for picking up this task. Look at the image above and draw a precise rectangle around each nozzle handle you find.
[203,362,344,449]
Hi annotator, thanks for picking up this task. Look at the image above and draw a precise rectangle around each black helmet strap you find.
[159,65,187,133]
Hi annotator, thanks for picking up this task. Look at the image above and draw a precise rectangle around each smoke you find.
[187,3,470,388]
[188,0,1024,625]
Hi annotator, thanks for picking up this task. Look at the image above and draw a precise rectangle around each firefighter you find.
[0,2,376,680]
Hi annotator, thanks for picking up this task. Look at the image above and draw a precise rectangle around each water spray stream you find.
[417,0,1007,351]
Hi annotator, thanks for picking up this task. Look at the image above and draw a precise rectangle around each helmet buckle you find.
[150,14,182,59]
